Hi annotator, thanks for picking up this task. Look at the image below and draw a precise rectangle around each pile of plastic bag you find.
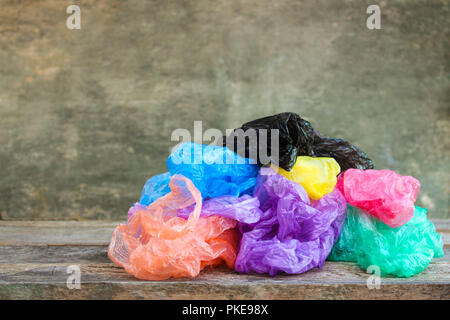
[108,112,443,280]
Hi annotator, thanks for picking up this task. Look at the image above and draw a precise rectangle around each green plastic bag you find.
[328,205,444,277]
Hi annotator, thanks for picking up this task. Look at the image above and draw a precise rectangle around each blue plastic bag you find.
[140,143,259,205]
[139,172,172,206]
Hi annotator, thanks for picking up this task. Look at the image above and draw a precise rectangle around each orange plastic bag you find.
[108,175,239,280]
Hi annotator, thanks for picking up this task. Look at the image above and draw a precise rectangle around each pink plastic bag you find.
[336,169,420,227]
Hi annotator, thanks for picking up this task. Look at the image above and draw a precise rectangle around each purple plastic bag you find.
[178,194,262,225]
[129,193,263,225]
[235,167,347,276]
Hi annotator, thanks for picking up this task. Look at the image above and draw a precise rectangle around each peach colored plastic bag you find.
[108,174,238,280]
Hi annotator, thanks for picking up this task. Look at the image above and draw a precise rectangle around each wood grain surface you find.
[0,220,448,299]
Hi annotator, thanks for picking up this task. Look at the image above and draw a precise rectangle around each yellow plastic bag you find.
[274,156,340,200]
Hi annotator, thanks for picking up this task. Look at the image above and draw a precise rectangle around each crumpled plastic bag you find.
[178,194,262,225]
[274,156,340,200]
[223,112,316,170]
[108,175,239,280]
[139,142,259,206]
[167,142,259,199]
[328,205,444,278]
[235,167,347,276]
[312,135,373,173]
[336,168,420,228]
[223,112,373,172]
[139,172,172,206]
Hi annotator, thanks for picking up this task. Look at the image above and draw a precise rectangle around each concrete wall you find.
[0,0,448,220]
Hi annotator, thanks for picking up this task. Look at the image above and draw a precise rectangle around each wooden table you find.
[0,220,449,300]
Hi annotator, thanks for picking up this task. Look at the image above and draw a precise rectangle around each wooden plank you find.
[0,246,111,264]
[0,262,448,299]
[0,219,449,246]
[0,264,449,299]
[0,246,448,277]
[0,221,448,299]
[0,246,448,300]
[0,221,119,246]
[0,248,448,283]
[433,219,450,230]
[1,281,448,300]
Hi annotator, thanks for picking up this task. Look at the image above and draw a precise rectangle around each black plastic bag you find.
[312,135,374,172]
[223,112,315,170]
[223,112,373,171]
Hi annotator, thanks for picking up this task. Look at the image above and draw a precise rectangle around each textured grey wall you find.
[0,0,448,220]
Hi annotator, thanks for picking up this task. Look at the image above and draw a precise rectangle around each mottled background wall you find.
[0,0,448,220]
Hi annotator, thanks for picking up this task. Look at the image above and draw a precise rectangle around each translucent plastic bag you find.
[139,143,259,206]
[223,112,316,170]
[139,172,172,206]
[178,194,262,225]
[274,156,340,200]
[235,167,347,276]
[109,175,239,280]
[336,168,420,227]
[312,135,374,172]
[223,112,373,171]
[167,142,259,199]
[328,205,444,278]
